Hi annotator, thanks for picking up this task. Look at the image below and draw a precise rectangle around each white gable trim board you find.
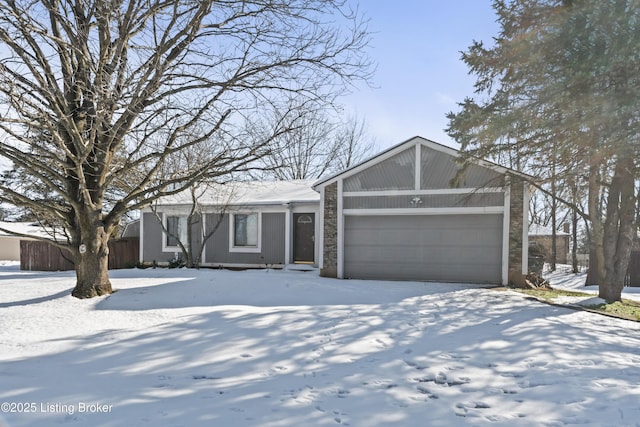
[314,136,531,285]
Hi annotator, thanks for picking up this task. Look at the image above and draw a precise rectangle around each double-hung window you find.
[230,213,261,252]
[163,215,188,251]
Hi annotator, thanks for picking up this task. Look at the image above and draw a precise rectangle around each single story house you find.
[139,136,532,285]
[0,221,55,261]
[139,180,320,268]
[528,223,570,264]
[313,136,532,285]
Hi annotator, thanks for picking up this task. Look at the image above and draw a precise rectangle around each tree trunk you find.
[71,224,112,299]
[572,207,578,274]
[598,155,635,302]
[550,157,557,272]
[587,155,606,287]
[599,280,622,302]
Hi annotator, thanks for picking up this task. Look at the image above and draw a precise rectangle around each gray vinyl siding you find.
[143,212,163,262]
[343,214,503,283]
[342,144,504,193]
[343,192,504,210]
[204,212,286,265]
[344,148,415,191]
[141,211,203,263]
[143,210,285,265]
[122,220,140,238]
[420,148,504,189]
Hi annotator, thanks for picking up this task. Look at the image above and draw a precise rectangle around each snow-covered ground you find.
[545,266,640,305]
[1,261,640,427]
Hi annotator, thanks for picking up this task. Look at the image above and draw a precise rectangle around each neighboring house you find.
[312,136,532,285]
[122,220,140,238]
[528,223,570,264]
[0,221,54,261]
[140,180,320,268]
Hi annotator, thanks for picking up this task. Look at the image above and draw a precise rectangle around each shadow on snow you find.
[1,268,640,426]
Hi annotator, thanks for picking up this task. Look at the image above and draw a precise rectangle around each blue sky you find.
[344,1,499,150]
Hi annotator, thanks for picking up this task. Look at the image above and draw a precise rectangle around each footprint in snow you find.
[192,375,220,380]
[332,410,350,425]
[499,371,524,378]
[484,413,527,422]
[526,360,549,368]
[415,372,469,387]
[362,379,398,390]
[416,385,439,399]
[434,372,448,384]
[488,387,518,395]
[439,353,471,360]
[404,359,428,370]
[519,378,553,388]
[375,338,389,348]
[336,389,350,398]
[152,375,175,388]
[455,401,491,417]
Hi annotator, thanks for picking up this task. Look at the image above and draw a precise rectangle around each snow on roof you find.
[154,180,320,207]
[528,223,569,236]
[0,221,56,239]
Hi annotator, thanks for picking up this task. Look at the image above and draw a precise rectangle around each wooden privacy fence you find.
[108,238,140,270]
[20,238,139,271]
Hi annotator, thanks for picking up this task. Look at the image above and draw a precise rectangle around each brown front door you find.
[293,213,315,263]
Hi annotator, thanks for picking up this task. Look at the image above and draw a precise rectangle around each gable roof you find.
[152,180,319,207]
[312,136,533,189]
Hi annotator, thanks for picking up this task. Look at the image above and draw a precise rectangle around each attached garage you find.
[314,136,531,285]
[344,214,503,283]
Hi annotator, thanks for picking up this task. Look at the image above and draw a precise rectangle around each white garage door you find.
[344,214,503,283]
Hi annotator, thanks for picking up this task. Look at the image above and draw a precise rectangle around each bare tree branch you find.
[0,0,372,298]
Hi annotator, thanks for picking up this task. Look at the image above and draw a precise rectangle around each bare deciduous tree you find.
[256,105,375,180]
[0,0,371,298]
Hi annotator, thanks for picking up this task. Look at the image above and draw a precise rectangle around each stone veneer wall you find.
[320,182,338,277]
[508,176,526,285]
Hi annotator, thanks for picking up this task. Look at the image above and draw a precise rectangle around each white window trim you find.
[139,212,145,263]
[162,213,187,253]
[415,143,421,190]
[229,212,262,253]
[337,179,344,279]
[522,184,530,275]
[502,183,511,285]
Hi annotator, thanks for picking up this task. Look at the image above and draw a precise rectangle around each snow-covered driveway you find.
[1,264,639,427]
